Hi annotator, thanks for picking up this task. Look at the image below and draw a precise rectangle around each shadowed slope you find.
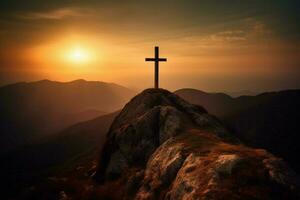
[175,88,300,173]
[0,111,119,199]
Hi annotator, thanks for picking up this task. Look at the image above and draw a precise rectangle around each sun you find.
[68,47,90,64]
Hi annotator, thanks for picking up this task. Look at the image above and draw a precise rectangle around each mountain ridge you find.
[175,88,300,173]
[94,88,300,200]
[0,79,136,154]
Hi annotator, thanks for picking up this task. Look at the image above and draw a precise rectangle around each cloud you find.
[248,20,272,38]
[208,30,247,43]
[16,7,93,20]
[200,19,272,45]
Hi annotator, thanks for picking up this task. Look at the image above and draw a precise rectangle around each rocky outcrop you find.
[94,89,300,200]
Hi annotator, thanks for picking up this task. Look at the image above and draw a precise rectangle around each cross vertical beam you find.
[155,46,159,89]
[145,46,167,89]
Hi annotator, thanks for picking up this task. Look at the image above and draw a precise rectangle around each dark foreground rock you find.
[94,89,300,200]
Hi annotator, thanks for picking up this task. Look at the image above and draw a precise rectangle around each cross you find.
[145,46,167,89]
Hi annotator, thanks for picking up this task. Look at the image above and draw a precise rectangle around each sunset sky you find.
[0,0,299,92]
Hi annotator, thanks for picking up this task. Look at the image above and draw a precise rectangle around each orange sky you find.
[0,1,300,92]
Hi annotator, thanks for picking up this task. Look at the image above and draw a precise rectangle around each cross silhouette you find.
[145,46,167,89]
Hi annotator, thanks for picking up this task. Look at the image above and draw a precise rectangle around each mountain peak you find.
[94,89,300,199]
[103,88,232,143]
[69,79,87,83]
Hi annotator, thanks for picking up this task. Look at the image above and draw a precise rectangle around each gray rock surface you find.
[94,89,300,200]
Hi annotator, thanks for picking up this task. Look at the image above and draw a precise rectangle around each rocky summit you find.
[94,89,300,200]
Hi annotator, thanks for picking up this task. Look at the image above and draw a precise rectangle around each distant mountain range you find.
[175,88,300,172]
[227,90,258,97]
[0,79,136,154]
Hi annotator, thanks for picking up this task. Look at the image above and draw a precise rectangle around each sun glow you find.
[67,47,90,64]
[29,36,100,67]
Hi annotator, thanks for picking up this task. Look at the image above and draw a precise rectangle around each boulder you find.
[94,89,300,200]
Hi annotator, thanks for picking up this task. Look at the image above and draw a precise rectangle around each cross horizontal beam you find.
[145,58,167,62]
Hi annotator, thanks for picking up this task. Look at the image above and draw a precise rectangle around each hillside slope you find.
[175,88,300,172]
[0,79,135,154]
[94,89,300,200]
[0,111,119,199]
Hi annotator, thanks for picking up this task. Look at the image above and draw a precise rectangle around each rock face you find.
[94,89,300,200]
